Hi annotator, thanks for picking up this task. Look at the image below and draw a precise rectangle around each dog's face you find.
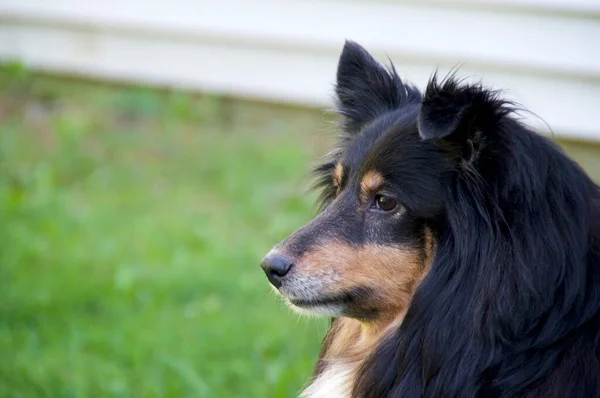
[262,111,447,321]
[261,41,489,322]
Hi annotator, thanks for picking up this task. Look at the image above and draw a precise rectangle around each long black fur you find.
[327,41,600,397]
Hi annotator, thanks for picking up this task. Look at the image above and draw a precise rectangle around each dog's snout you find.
[261,253,293,288]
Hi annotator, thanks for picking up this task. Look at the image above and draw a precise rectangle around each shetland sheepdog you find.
[261,41,600,397]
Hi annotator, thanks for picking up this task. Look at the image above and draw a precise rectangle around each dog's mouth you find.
[285,286,374,312]
[289,295,347,308]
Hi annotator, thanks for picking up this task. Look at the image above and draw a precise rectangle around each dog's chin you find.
[272,284,376,318]
[285,298,345,317]
[271,285,346,317]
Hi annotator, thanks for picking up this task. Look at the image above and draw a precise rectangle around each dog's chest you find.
[301,362,355,398]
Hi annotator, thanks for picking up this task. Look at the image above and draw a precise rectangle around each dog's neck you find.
[302,313,405,398]
[302,230,436,397]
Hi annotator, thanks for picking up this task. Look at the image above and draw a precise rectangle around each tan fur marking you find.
[304,314,406,398]
[422,227,436,276]
[360,170,384,203]
[333,163,344,195]
[298,242,421,322]
[299,237,437,397]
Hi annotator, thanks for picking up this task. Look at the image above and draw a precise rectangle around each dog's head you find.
[261,41,510,322]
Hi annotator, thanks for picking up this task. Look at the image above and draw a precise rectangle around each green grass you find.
[1,65,599,398]
[0,68,333,397]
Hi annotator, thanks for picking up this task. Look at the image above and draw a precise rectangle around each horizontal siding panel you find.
[0,0,598,140]
[1,0,599,78]
[462,0,600,14]
[1,23,598,141]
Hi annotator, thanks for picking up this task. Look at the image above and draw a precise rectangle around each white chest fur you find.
[300,362,355,398]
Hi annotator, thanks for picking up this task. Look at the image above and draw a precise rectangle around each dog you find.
[260,41,600,397]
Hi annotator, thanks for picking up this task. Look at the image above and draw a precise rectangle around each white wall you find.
[1,0,599,141]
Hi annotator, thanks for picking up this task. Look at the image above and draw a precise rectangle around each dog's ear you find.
[418,75,511,162]
[335,40,418,133]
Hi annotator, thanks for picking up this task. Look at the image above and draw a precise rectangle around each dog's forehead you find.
[342,107,419,173]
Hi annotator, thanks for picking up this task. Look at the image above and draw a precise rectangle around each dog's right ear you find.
[417,75,511,165]
[335,40,418,134]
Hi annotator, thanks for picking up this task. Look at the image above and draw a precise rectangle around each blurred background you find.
[0,1,599,397]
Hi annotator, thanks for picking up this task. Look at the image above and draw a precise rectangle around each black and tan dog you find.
[261,41,600,397]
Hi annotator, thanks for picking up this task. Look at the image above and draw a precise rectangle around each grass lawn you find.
[0,67,334,398]
[1,66,599,398]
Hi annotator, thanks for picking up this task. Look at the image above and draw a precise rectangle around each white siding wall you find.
[1,0,599,140]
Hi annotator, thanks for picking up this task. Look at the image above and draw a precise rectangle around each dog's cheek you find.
[354,245,425,311]
[294,242,428,311]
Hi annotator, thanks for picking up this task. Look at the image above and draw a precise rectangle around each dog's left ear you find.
[335,40,418,134]
[418,76,509,162]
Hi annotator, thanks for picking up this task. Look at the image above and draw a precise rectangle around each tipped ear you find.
[335,40,419,133]
[418,75,511,161]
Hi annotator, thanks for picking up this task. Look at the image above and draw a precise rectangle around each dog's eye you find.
[374,195,397,212]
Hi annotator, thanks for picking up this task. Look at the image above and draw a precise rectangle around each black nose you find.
[261,253,293,288]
